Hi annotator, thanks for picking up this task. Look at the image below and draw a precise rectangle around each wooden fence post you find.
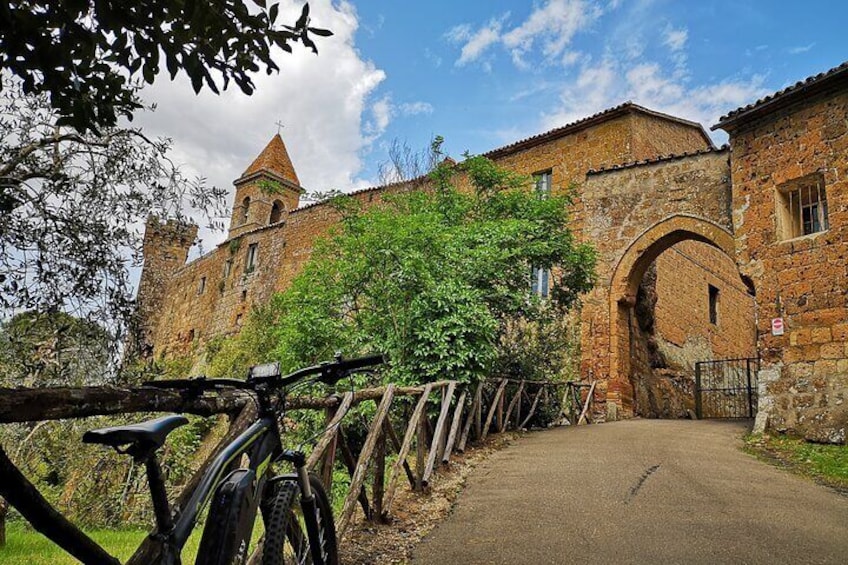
[337,384,395,536]
[336,427,371,519]
[520,386,545,429]
[482,379,507,440]
[442,389,467,464]
[384,384,432,516]
[423,382,456,488]
[501,380,524,432]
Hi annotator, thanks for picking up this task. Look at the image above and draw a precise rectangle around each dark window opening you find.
[241,290,247,302]
[241,196,251,225]
[197,276,206,295]
[270,200,285,224]
[708,284,719,325]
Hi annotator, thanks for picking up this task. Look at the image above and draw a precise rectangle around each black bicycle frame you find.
[159,415,278,564]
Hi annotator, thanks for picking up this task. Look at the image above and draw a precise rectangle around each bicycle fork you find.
[281,450,327,565]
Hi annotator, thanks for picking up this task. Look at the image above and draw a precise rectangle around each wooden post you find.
[372,433,386,522]
[482,379,507,440]
[382,418,415,489]
[336,427,371,519]
[458,383,482,452]
[442,389,467,464]
[501,381,524,432]
[384,384,432,516]
[337,384,396,536]
[422,382,456,487]
[416,408,427,491]
[519,386,545,429]
[474,382,483,440]
[578,381,597,425]
[496,383,505,431]
[306,391,354,471]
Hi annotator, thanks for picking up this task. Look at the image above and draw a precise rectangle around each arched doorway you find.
[607,215,755,418]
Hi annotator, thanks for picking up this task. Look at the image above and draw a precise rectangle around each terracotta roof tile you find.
[714,60,848,131]
[239,133,300,186]
[484,102,713,159]
[586,145,728,176]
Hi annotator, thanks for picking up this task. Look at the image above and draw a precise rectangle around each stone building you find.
[138,61,847,443]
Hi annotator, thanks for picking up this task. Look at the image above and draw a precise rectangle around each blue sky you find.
[136,0,848,251]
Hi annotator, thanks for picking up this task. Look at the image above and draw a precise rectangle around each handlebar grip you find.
[318,353,386,385]
[338,353,386,372]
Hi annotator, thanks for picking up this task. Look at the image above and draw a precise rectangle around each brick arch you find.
[607,214,737,415]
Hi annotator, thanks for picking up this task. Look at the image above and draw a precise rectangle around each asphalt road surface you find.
[411,420,848,564]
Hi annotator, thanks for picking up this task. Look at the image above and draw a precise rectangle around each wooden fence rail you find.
[0,376,580,562]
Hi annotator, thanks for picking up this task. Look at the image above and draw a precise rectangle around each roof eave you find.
[713,64,848,132]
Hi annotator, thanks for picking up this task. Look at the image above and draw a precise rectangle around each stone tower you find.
[228,134,304,239]
[133,216,198,358]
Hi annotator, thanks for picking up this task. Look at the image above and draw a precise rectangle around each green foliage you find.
[0,2,332,133]
[745,433,848,489]
[208,152,596,386]
[0,311,111,388]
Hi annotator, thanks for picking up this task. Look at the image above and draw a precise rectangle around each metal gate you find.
[694,357,759,419]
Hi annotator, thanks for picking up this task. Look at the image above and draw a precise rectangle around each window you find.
[531,266,550,299]
[533,170,552,198]
[235,314,243,326]
[197,276,206,295]
[708,284,719,325]
[241,196,251,225]
[223,259,233,278]
[269,200,285,224]
[776,174,829,240]
[245,243,258,273]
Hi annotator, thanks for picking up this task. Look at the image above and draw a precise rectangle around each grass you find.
[0,519,264,564]
[744,433,848,491]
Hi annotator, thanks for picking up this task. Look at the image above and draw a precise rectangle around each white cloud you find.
[543,56,767,140]
[663,26,688,52]
[135,0,388,250]
[399,101,435,115]
[447,1,601,68]
[369,96,393,135]
[788,43,815,54]
[447,16,507,66]
[503,0,602,66]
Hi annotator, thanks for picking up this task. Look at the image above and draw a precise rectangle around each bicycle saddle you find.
[83,414,189,450]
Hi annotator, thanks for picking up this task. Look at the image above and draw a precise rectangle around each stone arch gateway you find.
[607,215,739,416]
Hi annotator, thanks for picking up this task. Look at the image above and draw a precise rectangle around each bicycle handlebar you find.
[142,353,386,393]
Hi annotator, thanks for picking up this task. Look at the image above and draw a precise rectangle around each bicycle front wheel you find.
[261,475,339,565]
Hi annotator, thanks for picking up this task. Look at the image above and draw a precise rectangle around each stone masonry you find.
[138,62,848,443]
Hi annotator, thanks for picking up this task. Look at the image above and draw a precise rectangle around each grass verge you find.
[744,433,848,493]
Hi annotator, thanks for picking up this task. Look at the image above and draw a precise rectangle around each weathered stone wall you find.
[729,89,848,443]
[134,217,198,357]
[654,240,757,367]
[580,150,735,417]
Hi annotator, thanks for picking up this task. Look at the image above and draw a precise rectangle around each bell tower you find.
[228,133,304,239]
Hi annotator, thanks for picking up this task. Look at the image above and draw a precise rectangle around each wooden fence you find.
[0,377,593,563]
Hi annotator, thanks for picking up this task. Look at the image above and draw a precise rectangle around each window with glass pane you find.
[531,266,550,299]
[534,170,552,198]
[245,243,258,273]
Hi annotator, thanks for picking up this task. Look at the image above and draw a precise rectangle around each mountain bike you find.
[82,353,385,565]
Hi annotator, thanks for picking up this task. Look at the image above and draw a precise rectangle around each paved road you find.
[411,420,848,564]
